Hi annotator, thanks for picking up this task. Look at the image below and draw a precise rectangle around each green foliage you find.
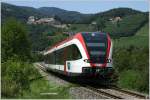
[113,23,149,48]
[49,34,68,46]
[114,47,148,71]
[68,24,93,32]
[114,46,149,93]
[94,8,142,20]
[2,2,92,24]
[118,70,149,93]
[2,18,31,62]
[136,23,149,36]
[113,23,149,93]
[27,24,59,51]
[1,58,41,98]
[22,79,71,99]
[32,53,44,62]
[96,18,106,31]
[1,3,44,23]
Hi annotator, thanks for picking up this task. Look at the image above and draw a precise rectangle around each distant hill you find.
[93,8,143,19]
[103,13,148,37]
[38,7,92,23]
[2,2,147,24]
[1,3,45,23]
[1,2,92,24]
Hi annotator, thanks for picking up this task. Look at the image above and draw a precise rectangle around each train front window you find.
[82,32,107,63]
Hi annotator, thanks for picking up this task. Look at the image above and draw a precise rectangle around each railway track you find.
[110,86,148,99]
[83,85,148,99]
[35,63,148,99]
[84,85,123,99]
[36,63,47,72]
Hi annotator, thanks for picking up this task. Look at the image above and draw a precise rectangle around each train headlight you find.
[83,59,90,63]
[107,59,111,63]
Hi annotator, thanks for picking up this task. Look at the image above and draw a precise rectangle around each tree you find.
[54,15,63,24]
[96,18,106,31]
[2,18,31,62]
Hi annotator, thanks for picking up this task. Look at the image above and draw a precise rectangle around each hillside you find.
[103,13,148,37]
[113,22,149,49]
[113,23,149,93]
[1,2,92,24]
[1,3,44,23]
[136,23,149,36]
[93,8,142,20]
[38,7,92,23]
[2,2,147,24]
[1,2,149,51]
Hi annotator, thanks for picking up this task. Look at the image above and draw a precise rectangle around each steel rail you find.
[110,86,148,99]
[82,85,123,99]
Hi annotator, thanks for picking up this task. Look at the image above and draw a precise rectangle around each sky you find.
[2,0,149,14]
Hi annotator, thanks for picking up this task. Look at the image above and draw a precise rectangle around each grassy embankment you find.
[2,61,72,99]
[22,73,71,99]
[113,23,149,94]
[1,59,71,99]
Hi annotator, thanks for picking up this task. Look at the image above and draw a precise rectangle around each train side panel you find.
[44,38,91,76]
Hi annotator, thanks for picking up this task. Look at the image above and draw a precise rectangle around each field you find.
[113,23,149,48]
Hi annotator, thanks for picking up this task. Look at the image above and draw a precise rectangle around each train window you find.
[56,48,64,65]
[66,44,82,60]
[47,52,55,64]
[44,55,48,64]
[46,44,82,65]
[72,44,82,60]
[82,32,107,63]
[49,54,51,64]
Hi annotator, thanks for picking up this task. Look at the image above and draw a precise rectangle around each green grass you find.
[136,23,149,36]
[113,23,149,49]
[113,35,148,48]
[2,58,72,99]
[118,69,149,94]
[22,78,71,99]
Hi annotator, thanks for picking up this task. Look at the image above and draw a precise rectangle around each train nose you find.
[82,67,114,77]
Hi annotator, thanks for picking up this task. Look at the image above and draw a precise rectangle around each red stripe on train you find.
[104,33,111,67]
[74,33,90,60]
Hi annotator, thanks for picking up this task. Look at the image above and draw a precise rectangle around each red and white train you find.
[44,32,113,78]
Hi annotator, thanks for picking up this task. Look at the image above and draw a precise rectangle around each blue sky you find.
[2,0,149,14]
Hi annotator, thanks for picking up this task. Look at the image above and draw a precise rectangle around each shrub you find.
[2,18,31,62]
[113,46,149,93]
[1,57,40,98]
[118,70,149,93]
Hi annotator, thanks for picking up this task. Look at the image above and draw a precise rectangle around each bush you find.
[113,46,149,93]
[31,53,44,62]
[49,34,68,45]
[2,18,31,62]
[118,70,149,93]
[1,57,40,98]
